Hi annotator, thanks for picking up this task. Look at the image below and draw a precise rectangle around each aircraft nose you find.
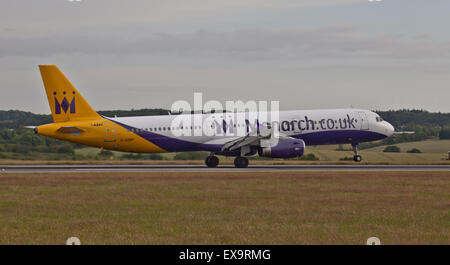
[385,122,395,137]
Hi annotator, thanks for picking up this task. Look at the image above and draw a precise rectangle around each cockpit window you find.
[376,117,384,122]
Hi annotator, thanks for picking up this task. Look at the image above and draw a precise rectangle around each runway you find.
[0,164,449,173]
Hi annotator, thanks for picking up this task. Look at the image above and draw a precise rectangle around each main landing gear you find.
[205,155,219,168]
[352,143,362,162]
[234,157,249,168]
[205,154,249,168]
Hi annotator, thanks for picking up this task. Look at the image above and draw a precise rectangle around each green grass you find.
[364,139,450,153]
[0,171,448,244]
[81,139,450,164]
[305,149,448,163]
[300,139,450,163]
[2,139,450,164]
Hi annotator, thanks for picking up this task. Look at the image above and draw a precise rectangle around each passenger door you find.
[104,121,116,142]
[358,111,369,130]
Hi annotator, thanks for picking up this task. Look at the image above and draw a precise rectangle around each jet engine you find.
[258,138,305,158]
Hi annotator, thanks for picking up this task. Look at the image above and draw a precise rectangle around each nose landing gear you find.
[352,143,362,162]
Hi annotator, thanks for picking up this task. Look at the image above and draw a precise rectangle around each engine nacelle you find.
[258,138,305,158]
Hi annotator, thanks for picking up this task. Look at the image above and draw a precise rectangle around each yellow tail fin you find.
[39,65,101,123]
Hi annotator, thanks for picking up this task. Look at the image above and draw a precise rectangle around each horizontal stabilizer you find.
[57,126,86,135]
[393,131,415,134]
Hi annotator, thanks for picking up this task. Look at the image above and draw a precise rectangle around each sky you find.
[1,0,449,114]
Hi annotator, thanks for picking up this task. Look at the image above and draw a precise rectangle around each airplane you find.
[33,65,395,168]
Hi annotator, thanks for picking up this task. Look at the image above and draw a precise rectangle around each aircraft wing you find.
[221,134,262,152]
[393,131,415,134]
[220,123,291,155]
[220,122,276,152]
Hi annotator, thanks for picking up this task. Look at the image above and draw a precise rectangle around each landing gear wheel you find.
[234,157,249,168]
[205,156,219,168]
[353,155,362,162]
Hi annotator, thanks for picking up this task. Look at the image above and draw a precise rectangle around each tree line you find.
[359,109,450,149]
[0,109,449,159]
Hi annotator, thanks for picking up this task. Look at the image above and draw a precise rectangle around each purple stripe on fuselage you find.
[107,118,222,152]
[294,130,387,145]
[107,118,387,152]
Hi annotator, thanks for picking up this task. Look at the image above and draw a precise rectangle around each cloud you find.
[0,0,363,25]
[1,0,450,113]
[2,0,447,62]
[1,27,448,62]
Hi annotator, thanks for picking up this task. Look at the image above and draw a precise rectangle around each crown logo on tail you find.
[54,91,76,114]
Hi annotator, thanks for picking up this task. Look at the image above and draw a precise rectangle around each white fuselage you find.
[108,108,394,153]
